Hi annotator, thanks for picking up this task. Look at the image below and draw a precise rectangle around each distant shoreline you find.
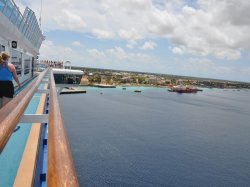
[78,84,250,90]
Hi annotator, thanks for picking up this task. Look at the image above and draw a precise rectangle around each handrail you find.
[0,69,48,152]
[47,71,79,186]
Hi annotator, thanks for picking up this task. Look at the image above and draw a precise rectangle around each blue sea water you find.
[59,87,250,187]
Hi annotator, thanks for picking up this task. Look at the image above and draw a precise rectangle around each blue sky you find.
[16,0,250,82]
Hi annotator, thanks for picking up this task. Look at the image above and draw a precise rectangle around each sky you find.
[15,0,250,82]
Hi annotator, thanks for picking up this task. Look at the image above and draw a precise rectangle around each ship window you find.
[15,14,22,28]
[10,7,18,25]
[0,45,5,53]
[23,54,31,74]
[22,23,28,34]
[24,26,30,38]
[53,74,82,84]
[10,49,22,76]
[19,19,24,31]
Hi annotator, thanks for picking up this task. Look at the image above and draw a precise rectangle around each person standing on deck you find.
[0,52,20,109]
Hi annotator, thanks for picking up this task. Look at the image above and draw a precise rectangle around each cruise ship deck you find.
[1,0,80,186]
[0,69,79,187]
[0,83,47,186]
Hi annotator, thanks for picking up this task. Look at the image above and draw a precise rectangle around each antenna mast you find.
[39,0,43,28]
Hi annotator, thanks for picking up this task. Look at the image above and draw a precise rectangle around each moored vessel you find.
[168,85,203,93]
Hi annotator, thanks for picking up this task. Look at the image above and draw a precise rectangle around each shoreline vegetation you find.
[79,83,250,91]
[40,61,250,89]
[76,67,250,89]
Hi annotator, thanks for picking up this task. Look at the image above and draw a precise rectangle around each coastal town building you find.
[80,75,89,85]
[38,61,250,89]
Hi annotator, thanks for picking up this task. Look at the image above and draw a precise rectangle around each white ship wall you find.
[1,13,35,86]
[0,12,39,56]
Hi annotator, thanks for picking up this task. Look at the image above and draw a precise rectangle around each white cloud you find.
[147,9,178,35]
[182,5,196,15]
[106,47,158,64]
[16,0,250,57]
[106,47,128,60]
[126,40,137,49]
[92,29,115,39]
[40,40,76,61]
[172,47,183,55]
[87,49,105,58]
[15,0,250,81]
[141,41,157,50]
[40,41,156,65]
[53,9,86,31]
[118,28,142,41]
[173,57,234,79]
[243,67,250,75]
[72,41,81,46]
[147,1,250,60]
[214,49,241,60]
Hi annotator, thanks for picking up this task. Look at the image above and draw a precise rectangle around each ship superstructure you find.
[0,0,43,84]
[0,1,79,186]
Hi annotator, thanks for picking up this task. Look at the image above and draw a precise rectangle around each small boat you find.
[94,84,116,88]
[134,90,142,93]
[168,89,175,92]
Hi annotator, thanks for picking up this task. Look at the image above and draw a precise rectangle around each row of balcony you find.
[0,0,43,49]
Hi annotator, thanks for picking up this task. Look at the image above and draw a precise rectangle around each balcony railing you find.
[0,69,48,151]
[0,68,79,186]
[0,0,43,49]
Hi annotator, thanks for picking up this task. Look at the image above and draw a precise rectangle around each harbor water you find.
[59,87,250,186]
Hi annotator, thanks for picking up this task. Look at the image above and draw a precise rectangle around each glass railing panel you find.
[15,14,22,28]
[10,48,22,76]
[30,34,34,43]
[23,26,27,36]
[19,19,24,30]
[28,36,32,44]
[0,0,6,12]
[31,35,35,44]
[26,29,30,38]
[29,30,33,40]
[32,29,37,43]
[34,33,39,43]
[27,32,31,41]
[24,26,30,37]
[3,0,14,18]
[0,0,43,49]
[10,7,18,24]
[36,33,40,44]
